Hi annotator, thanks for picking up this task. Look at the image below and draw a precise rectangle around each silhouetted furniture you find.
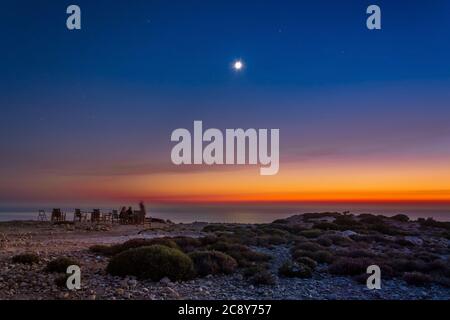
[102,212,112,223]
[91,209,101,223]
[73,209,87,222]
[133,210,146,225]
[37,210,47,221]
[51,209,66,222]
[119,210,126,224]
[112,210,119,223]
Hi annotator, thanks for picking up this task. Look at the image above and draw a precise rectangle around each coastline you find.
[0,212,449,300]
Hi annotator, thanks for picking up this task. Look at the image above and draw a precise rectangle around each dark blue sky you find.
[1,1,450,206]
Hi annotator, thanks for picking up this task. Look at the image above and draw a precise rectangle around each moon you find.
[233,59,244,71]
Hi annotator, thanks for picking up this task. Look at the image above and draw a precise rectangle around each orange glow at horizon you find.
[3,157,450,206]
[53,158,450,205]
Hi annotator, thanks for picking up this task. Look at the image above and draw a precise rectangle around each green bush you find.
[89,244,114,255]
[294,242,324,252]
[189,251,237,276]
[328,258,371,276]
[278,261,313,278]
[54,274,70,288]
[336,249,376,258]
[106,245,194,281]
[207,242,271,267]
[246,268,276,285]
[105,238,180,256]
[294,257,317,270]
[45,257,79,273]
[172,236,202,252]
[316,237,333,247]
[256,234,289,247]
[12,253,39,264]
[325,234,354,246]
[292,249,334,264]
[300,229,323,239]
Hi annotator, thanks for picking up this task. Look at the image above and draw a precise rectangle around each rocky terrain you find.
[0,212,449,300]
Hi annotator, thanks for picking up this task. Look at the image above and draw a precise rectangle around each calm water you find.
[0,204,449,223]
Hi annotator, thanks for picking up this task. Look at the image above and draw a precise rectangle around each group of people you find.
[118,202,147,224]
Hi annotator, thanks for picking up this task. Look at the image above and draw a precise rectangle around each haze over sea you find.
[1,204,449,223]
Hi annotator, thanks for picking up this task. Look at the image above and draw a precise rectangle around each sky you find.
[1,0,450,211]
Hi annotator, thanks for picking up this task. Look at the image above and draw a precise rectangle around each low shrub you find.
[292,249,334,264]
[45,257,79,273]
[294,257,317,270]
[256,235,289,247]
[171,237,202,252]
[358,214,384,225]
[247,269,277,286]
[189,251,237,276]
[293,242,324,252]
[369,222,405,236]
[313,222,341,231]
[89,244,114,255]
[300,229,323,239]
[336,249,376,259]
[402,272,432,287]
[316,237,333,247]
[105,238,180,256]
[417,218,450,231]
[334,216,362,228]
[207,242,271,267]
[12,253,39,264]
[278,261,313,278]
[54,274,69,288]
[326,234,354,246]
[199,235,219,246]
[328,258,371,276]
[106,245,194,281]
[390,214,409,222]
[202,225,230,233]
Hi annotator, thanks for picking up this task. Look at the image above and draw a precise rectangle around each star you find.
[232,59,244,71]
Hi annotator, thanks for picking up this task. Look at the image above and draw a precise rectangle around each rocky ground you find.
[0,214,449,300]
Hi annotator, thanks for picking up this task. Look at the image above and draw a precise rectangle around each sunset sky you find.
[1,1,450,211]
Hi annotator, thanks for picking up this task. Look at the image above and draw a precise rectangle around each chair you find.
[133,210,146,225]
[37,210,47,221]
[112,210,119,224]
[73,209,86,222]
[102,212,112,223]
[51,209,65,222]
[91,209,101,223]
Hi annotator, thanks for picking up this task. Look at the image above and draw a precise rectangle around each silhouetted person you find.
[138,201,147,225]
[126,206,133,223]
[139,201,146,216]
[119,206,127,223]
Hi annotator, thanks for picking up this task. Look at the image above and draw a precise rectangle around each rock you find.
[115,288,125,296]
[404,236,423,246]
[128,279,138,287]
[162,287,180,299]
[159,277,171,286]
[341,230,357,237]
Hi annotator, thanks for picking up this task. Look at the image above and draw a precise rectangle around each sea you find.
[0,204,449,223]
